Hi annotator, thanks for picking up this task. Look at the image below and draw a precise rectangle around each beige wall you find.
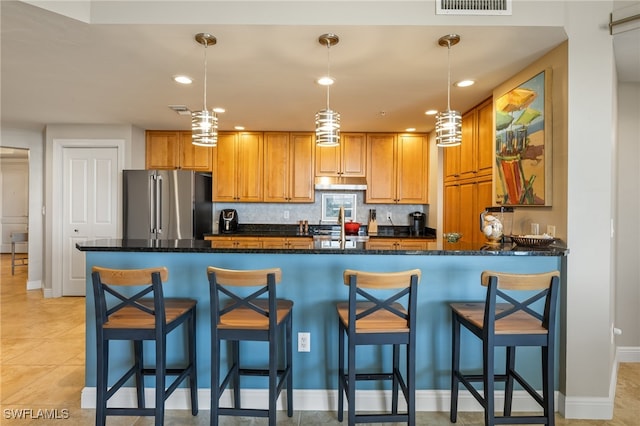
[492,42,568,238]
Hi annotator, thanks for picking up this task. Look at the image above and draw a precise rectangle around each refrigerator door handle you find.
[156,174,163,235]
[149,174,156,234]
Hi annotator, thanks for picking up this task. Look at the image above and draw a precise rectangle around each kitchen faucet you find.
[338,206,346,245]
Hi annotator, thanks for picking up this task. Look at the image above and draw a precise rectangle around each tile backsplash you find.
[213,191,427,232]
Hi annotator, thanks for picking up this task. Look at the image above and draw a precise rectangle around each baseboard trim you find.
[26,279,41,291]
[617,346,640,363]
[42,287,54,298]
[81,387,559,413]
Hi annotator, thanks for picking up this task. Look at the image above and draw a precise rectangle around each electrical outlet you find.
[386,212,392,221]
[284,210,290,219]
[298,332,310,352]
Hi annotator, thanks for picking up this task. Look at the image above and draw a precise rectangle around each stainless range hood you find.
[314,176,367,190]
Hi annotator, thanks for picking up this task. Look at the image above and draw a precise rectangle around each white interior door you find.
[62,147,118,296]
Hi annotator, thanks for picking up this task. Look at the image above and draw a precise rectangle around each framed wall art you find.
[321,193,356,223]
[494,68,552,206]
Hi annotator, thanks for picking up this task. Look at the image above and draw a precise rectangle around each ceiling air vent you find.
[436,0,512,15]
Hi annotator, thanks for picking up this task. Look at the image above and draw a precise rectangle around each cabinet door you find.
[233,237,263,248]
[146,131,180,169]
[397,239,429,250]
[444,183,460,234]
[212,133,238,202]
[260,237,288,249]
[365,239,398,250]
[205,236,235,248]
[341,133,367,177]
[476,99,494,176]
[315,144,341,176]
[287,237,313,249]
[263,132,289,202]
[475,178,494,241]
[459,109,477,179]
[458,180,476,242]
[444,144,461,181]
[236,132,263,202]
[288,133,315,202]
[365,134,396,203]
[396,134,429,204]
[180,131,213,171]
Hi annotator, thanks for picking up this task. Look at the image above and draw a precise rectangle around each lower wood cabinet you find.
[444,177,492,242]
[365,238,431,250]
[205,235,313,249]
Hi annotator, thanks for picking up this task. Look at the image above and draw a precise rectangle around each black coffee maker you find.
[409,211,426,236]
[219,209,238,233]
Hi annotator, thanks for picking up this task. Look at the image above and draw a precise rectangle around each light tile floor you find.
[1,254,638,425]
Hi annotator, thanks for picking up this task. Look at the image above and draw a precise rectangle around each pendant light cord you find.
[325,42,331,109]
[446,40,451,111]
[202,44,208,111]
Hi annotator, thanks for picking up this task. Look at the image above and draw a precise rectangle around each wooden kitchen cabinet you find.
[145,130,212,171]
[366,133,429,204]
[315,133,367,177]
[443,176,493,242]
[212,132,263,202]
[366,238,431,250]
[443,97,493,181]
[205,236,262,248]
[261,236,313,249]
[264,132,315,203]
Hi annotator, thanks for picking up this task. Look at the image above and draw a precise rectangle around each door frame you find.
[51,139,125,298]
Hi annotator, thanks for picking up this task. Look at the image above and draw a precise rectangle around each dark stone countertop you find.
[76,238,568,256]
[209,224,437,239]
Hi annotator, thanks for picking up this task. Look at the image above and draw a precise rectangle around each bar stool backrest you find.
[91,266,169,329]
[480,270,560,332]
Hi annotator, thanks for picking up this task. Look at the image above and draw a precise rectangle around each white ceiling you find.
[0,1,637,135]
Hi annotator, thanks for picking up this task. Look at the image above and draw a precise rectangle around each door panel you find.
[62,147,118,296]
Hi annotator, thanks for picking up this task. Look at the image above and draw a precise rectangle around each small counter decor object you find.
[480,206,514,245]
[444,232,462,243]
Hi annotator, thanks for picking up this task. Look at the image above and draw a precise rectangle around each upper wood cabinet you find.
[315,133,367,177]
[264,132,315,203]
[212,132,263,202]
[366,133,429,204]
[443,98,493,181]
[145,130,213,171]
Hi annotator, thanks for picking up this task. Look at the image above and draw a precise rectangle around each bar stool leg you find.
[483,339,496,426]
[450,314,461,423]
[155,335,166,426]
[269,333,277,426]
[211,335,220,426]
[134,340,145,408]
[347,335,356,426]
[337,321,345,422]
[232,340,241,408]
[96,340,108,426]
[189,312,198,416]
[286,315,293,417]
[408,338,416,426]
[543,345,555,426]
[392,344,399,414]
[504,346,516,416]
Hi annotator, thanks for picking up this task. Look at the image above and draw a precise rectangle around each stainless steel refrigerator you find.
[123,170,212,240]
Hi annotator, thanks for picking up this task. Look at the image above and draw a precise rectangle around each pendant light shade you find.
[315,34,341,147]
[192,33,218,147]
[435,34,462,148]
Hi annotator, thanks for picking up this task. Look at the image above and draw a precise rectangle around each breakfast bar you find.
[76,238,568,411]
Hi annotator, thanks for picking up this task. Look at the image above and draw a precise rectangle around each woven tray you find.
[511,235,556,247]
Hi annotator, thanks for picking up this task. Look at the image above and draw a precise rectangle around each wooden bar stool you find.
[91,266,198,426]
[450,270,560,426]
[207,266,293,426]
[336,269,421,425]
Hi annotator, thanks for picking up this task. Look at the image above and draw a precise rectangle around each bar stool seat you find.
[450,270,560,426]
[91,266,198,426]
[337,269,421,425]
[207,266,293,426]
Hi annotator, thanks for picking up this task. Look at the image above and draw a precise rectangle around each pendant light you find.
[435,34,462,148]
[315,33,341,147]
[192,33,219,147]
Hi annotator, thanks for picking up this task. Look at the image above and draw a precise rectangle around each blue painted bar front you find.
[80,241,565,394]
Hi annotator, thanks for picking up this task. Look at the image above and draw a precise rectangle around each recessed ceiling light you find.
[234,126,245,130]
[455,79,475,87]
[317,76,334,86]
[406,128,416,132]
[425,110,438,116]
[213,107,226,113]
[173,75,193,84]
